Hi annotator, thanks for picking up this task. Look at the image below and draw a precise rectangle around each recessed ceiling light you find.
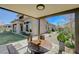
[36,4,45,10]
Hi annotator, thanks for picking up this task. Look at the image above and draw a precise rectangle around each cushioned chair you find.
[7,44,18,54]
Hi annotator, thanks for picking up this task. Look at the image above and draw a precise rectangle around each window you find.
[24,21,30,32]
[13,24,17,32]
[26,24,29,31]
[8,25,11,28]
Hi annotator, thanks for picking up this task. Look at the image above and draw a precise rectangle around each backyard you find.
[0,32,26,45]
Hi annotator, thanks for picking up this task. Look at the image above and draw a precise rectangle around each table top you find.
[31,39,52,50]
[28,39,52,53]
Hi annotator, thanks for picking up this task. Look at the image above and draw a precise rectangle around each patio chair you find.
[7,44,18,54]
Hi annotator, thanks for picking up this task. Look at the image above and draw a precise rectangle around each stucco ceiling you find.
[0,4,79,18]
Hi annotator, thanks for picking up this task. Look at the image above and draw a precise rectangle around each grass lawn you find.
[0,32,26,45]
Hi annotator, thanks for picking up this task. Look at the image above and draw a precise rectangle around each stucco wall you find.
[11,17,48,36]
[31,18,38,36]
[40,19,47,34]
[64,13,75,34]
[12,21,22,34]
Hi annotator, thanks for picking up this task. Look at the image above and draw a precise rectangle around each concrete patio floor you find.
[5,32,74,54]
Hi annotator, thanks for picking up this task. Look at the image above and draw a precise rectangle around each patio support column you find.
[38,19,40,40]
[75,9,79,53]
[12,24,14,32]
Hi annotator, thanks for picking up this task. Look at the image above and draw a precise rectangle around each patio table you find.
[28,39,52,54]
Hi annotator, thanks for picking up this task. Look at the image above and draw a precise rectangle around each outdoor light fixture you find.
[17,14,24,19]
[36,4,45,10]
[19,15,24,19]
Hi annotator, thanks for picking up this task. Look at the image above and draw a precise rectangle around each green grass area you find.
[0,32,26,45]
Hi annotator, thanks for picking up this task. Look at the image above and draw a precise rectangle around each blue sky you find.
[46,15,69,26]
[0,9,69,25]
[0,9,17,24]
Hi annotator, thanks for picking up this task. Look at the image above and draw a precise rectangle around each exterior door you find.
[20,24,23,31]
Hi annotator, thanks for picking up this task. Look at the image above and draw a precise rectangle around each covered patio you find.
[0,4,79,54]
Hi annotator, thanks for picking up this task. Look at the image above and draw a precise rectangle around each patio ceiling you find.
[0,4,79,18]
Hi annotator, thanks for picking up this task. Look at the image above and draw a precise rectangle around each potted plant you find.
[65,41,75,49]
[65,41,75,53]
[57,30,69,53]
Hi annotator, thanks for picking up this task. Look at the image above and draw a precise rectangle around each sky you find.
[0,9,18,24]
[0,9,69,25]
[46,15,69,26]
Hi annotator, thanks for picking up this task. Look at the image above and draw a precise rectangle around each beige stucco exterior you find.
[63,13,75,34]
[40,19,48,34]
[11,16,52,35]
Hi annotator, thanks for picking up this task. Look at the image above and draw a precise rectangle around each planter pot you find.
[59,41,65,51]
[65,47,74,53]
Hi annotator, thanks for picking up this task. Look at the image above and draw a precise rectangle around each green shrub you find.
[57,28,73,42]
[48,30,52,33]
[65,41,75,49]
[57,29,75,49]
[57,33,69,42]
